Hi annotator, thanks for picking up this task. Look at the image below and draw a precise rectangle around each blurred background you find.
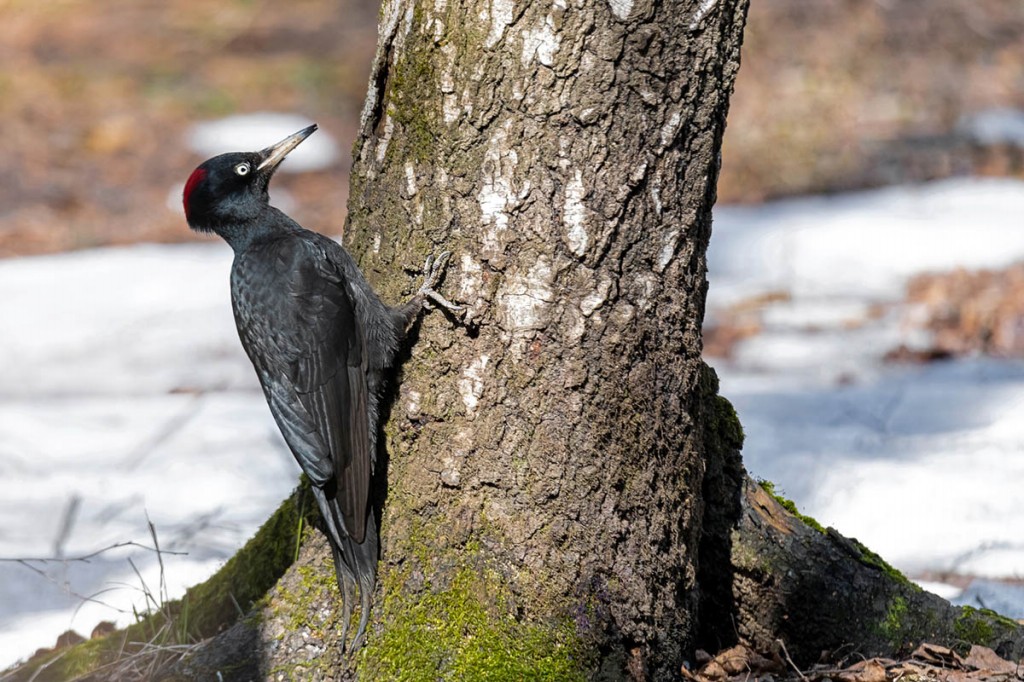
[1,0,1023,669]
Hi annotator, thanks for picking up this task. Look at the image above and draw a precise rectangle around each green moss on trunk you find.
[755,479,826,534]
[361,559,590,680]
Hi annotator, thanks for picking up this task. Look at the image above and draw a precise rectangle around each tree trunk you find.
[340,0,749,678]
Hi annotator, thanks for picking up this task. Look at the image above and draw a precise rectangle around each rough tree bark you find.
[333,0,750,678]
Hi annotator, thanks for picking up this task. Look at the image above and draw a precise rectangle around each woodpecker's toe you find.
[419,251,451,291]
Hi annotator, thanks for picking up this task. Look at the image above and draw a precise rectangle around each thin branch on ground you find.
[777,639,809,682]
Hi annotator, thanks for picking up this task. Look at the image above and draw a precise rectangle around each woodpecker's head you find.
[183,124,317,235]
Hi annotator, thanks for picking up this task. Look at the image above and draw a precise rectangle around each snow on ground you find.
[0,244,298,668]
[2,177,1024,668]
[958,107,1024,147]
[708,177,1024,615]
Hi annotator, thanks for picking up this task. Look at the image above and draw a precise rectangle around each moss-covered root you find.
[954,606,1024,657]
[732,476,1024,665]
[2,482,318,682]
[359,541,592,681]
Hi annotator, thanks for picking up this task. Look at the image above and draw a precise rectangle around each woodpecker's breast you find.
[230,236,330,371]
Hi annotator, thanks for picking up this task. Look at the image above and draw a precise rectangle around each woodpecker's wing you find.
[236,237,371,542]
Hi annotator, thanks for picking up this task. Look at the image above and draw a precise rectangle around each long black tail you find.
[311,487,380,652]
[336,509,378,649]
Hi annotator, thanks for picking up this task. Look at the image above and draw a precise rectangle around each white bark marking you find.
[633,271,658,310]
[608,0,633,20]
[660,110,682,149]
[443,95,460,125]
[690,0,718,29]
[372,232,382,254]
[458,252,482,300]
[477,124,520,255]
[402,1,415,36]
[375,115,394,163]
[501,256,555,332]
[485,0,514,48]
[461,86,475,118]
[405,388,421,416]
[439,44,456,93]
[432,0,448,41]
[564,305,586,343]
[439,44,460,124]
[580,274,611,316]
[562,169,589,257]
[404,162,417,195]
[656,229,679,272]
[650,170,663,216]
[458,355,490,415]
[440,458,461,486]
[521,10,561,67]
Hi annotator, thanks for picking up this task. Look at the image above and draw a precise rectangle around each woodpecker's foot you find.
[418,251,465,315]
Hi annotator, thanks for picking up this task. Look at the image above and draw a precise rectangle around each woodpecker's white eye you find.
[235,163,251,176]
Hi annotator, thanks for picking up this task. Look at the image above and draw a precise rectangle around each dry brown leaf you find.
[962,645,1018,675]
[701,659,729,680]
[912,643,966,669]
[717,645,753,675]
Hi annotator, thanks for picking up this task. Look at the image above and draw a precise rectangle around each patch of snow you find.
[915,580,964,601]
[186,113,339,172]
[954,580,1024,618]
[958,108,1024,147]
[0,244,297,668]
[707,178,1024,613]
[709,178,1024,310]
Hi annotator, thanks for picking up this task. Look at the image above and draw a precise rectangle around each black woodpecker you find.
[183,124,460,651]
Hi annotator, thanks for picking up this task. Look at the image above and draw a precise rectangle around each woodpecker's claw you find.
[418,251,465,315]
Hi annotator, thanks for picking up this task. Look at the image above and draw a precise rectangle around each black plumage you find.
[183,125,458,650]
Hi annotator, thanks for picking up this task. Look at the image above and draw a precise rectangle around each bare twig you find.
[147,514,169,608]
[6,522,205,681]
[0,540,186,564]
[777,639,808,682]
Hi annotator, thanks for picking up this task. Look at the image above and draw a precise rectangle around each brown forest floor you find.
[688,642,1024,682]
[0,0,1022,258]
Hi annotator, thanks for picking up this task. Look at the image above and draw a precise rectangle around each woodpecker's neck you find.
[207,206,298,253]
